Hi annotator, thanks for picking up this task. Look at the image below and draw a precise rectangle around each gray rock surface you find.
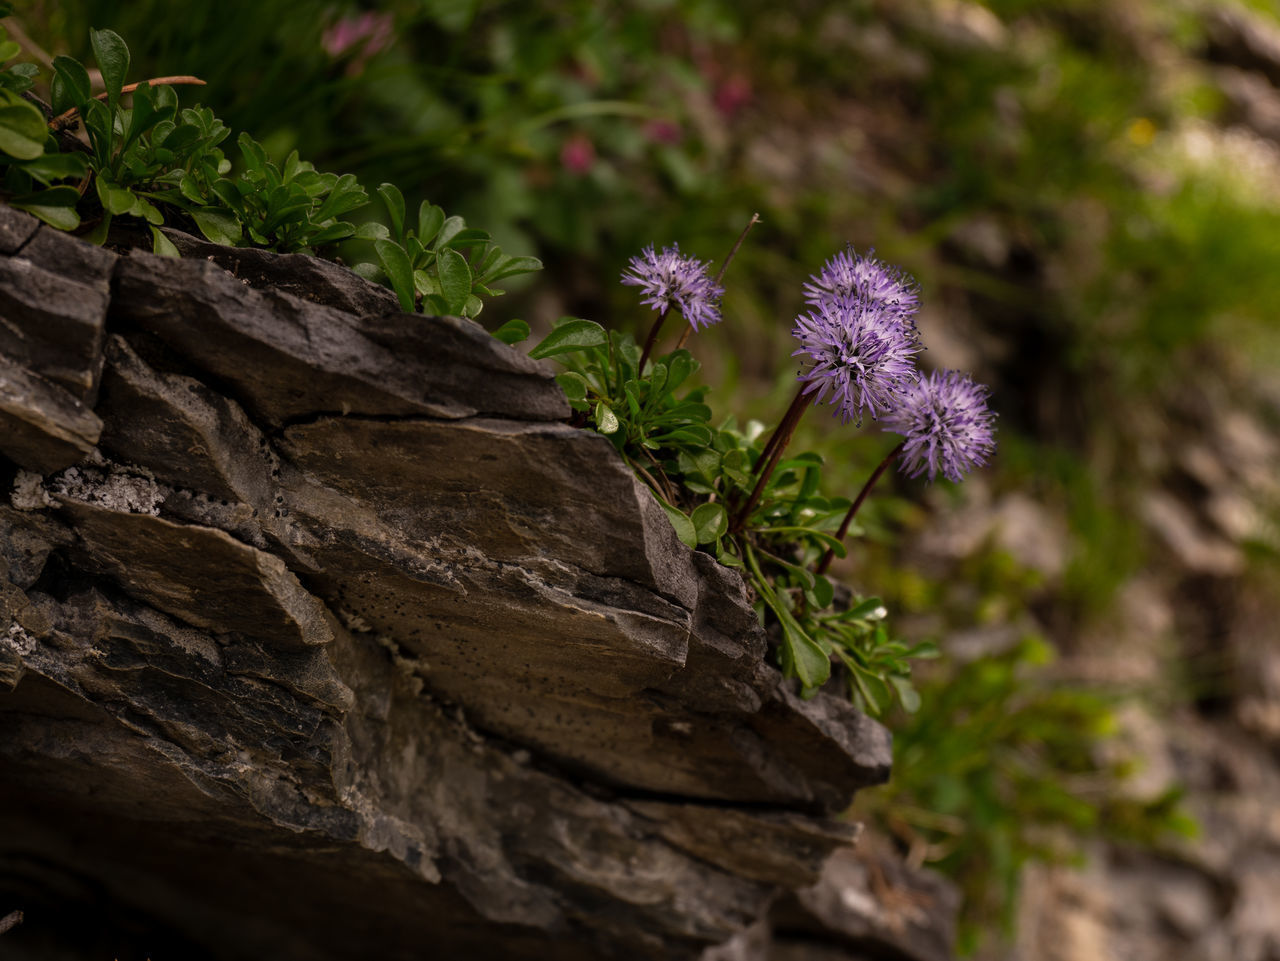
[0,205,912,961]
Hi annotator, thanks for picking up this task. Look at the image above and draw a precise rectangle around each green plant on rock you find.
[1,24,541,314]
[524,236,997,715]
[363,182,542,318]
[0,13,88,229]
[861,634,1198,954]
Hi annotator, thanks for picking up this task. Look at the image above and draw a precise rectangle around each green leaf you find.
[123,82,166,152]
[376,182,405,241]
[11,202,79,231]
[781,619,831,688]
[664,349,696,392]
[9,185,80,208]
[691,502,728,545]
[594,401,619,435]
[314,173,367,220]
[236,131,269,178]
[83,213,111,245]
[353,220,390,241]
[189,207,241,245]
[95,177,136,215]
[90,28,130,110]
[492,319,531,345]
[809,575,835,610]
[436,247,471,314]
[660,503,697,549]
[434,214,465,249]
[50,56,92,115]
[128,193,163,226]
[847,597,888,620]
[555,371,589,402]
[305,221,356,246]
[18,151,89,185]
[438,226,490,250]
[375,239,416,312]
[412,268,438,297]
[528,318,608,359]
[150,225,180,257]
[484,254,543,283]
[0,40,20,63]
[417,202,444,244]
[889,676,921,713]
[0,90,48,160]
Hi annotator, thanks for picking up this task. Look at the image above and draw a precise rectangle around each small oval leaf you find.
[436,247,471,314]
[492,318,531,346]
[691,502,728,545]
[528,319,608,359]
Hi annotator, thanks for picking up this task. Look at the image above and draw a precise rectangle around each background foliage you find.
[14,0,1280,952]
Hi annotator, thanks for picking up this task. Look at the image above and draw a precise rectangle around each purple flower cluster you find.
[792,249,923,425]
[803,248,920,323]
[792,300,921,424]
[621,244,724,331]
[882,369,997,482]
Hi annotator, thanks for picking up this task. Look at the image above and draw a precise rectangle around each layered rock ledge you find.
[0,205,901,960]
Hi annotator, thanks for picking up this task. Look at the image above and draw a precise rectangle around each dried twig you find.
[0,910,23,935]
[49,76,207,131]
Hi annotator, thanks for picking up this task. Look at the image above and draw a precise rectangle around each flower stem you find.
[731,385,814,533]
[637,306,669,374]
[676,212,760,350]
[815,440,905,576]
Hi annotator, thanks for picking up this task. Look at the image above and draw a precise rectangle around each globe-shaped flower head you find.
[803,247,921,327]
[881,369,997,482]
[792,297,921,425]
[621,243,724,331]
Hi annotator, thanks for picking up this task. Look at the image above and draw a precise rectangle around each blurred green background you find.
[13,0,1280,953]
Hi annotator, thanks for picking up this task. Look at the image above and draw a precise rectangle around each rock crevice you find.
[0,205,907,961]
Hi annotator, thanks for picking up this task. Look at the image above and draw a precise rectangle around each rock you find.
[112,250,568,427]
[778,834,960,961]
[1141,491,1244,576]
[701,830,960,961]
[1,207,899,960]
[0,357,102,474]
[51,499,335,652]
[0,225,112,403]
[0,204,39,254]
[1202,5,1280,89]
[1215,66,1280,141]
[156,225,402,317]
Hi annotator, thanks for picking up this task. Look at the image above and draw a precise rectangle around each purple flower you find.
[621,244,724,331]
[882,369,997,482]
[803,248,920,324]
[792,298,921,425]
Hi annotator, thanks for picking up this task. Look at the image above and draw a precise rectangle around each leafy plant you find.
[363,182,542,318]
[0,15,88,229]
[528,310,937,715]
[0,24,541,316]
[862,635,1197,953]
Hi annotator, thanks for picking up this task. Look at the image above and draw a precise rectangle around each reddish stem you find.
[731,385,815,533]
[637,306,669,374]
[815,441,905,576]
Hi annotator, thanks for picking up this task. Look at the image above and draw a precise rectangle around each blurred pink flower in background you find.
[644,119,682,145]
[323,10,394,75]
[714,74,752,118]
[560,133,595,175]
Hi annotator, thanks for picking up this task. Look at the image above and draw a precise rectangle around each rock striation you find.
[0,205,912,961]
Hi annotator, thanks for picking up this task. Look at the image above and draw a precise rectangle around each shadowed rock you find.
[1,207,914,961]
